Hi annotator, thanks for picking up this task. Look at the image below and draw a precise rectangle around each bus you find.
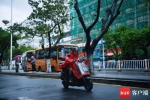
[21,50,35,72]
[35,44,78,72]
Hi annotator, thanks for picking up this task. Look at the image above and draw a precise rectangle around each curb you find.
[0,72,150,88]
[91,77,150,88]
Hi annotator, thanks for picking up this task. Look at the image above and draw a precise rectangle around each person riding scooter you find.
[58,47,90,80]
[58,47,93,91]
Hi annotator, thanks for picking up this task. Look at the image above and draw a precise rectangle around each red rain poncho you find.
[58,51,90,79]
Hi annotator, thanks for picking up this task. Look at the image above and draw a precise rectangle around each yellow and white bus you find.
[21,50,35,72]
[35,44,78,72]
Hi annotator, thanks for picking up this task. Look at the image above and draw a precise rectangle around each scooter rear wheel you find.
[84,80,93,91]
[62,80,69,89]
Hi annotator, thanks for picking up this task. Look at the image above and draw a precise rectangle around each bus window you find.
[27,52,34,58]
[35,50,39,59]
[21,50,35,72]
[51,51,56,58]
[58,46,78,58]
[36,50,45,59]
[51,47,57,58]
[58,47,65,58]
[45,47,57,58]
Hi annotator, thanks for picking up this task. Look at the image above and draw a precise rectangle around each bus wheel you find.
[51,67,56,72]
[38,67,42,72]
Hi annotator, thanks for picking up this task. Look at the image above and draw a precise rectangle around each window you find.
[36,50,45,59]
[27,52,34,58]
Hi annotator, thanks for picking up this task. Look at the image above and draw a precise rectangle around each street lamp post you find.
[2,0,14,70]
[10,0,14,70]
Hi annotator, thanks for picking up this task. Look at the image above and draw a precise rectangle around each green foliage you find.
[0,27,21,51]
[103,27,126,60]
[0,27,10,51]
[29,0,70,27]
[0,27,21,61]
[12,45,35,57]
[104,26,150,60]
[140,26,150,47]
[10,0,70,52]
[134,49,144,59]
[120,28,140,56]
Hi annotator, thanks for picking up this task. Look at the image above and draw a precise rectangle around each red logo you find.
[119,87,130,98]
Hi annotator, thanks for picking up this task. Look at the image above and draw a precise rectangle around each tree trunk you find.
[47,31,52,72]
[74,0,124,73]
[87,54,94,74]
[41,33,52,73]
[45,58,51,73]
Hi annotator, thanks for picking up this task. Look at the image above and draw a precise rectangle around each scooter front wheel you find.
[62,80,69,89]
[84,80,93,91]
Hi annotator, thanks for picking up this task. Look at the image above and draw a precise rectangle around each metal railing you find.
[97,59,150,71]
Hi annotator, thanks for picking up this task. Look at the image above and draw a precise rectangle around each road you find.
[0,75,149,100]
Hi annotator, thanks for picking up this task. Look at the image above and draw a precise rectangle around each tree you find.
[0,27,21,64]
[12,0,70,50]
[138,26,150,59]
[104,26,150,60]
[73,0,124,73]
[103,29,122,60]
[11,0,70,72]
[104,26,141,60]
[119,27,140,59]
[119,26,150,60]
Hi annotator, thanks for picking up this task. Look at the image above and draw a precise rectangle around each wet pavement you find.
[0,69,150,88]
[0,75,150,100]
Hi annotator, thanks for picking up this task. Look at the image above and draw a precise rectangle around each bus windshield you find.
[27,52,34,58]
[58,45,77,58]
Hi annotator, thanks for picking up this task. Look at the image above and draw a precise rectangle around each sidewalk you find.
[0,69,150,88]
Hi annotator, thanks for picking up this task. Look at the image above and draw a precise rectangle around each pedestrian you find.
[15,59,19,73]
[30,56,36,72]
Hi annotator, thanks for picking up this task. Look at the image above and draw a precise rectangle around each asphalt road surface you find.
[0,75,149,100]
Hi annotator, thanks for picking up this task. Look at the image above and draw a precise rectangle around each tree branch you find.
[105,0,124,30]
[41,34,49,58]
[88,0,101,31]
[74,0,87,32]
[91,0,124,52]
[53,24,64,47]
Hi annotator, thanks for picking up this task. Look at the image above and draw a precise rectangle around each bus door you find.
[57,46,65,64]
[26,52,34,71]
[49,47,58,71]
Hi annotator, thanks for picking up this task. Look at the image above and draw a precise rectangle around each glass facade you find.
[70,0,150,58]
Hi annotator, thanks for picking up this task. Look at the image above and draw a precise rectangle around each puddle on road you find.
[15,97,34,100]
[16,87,40,91]
[16,85,56,91]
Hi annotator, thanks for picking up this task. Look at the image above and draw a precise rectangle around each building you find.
[70,0,150,58]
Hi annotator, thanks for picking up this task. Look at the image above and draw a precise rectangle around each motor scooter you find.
[59,58,93,91]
